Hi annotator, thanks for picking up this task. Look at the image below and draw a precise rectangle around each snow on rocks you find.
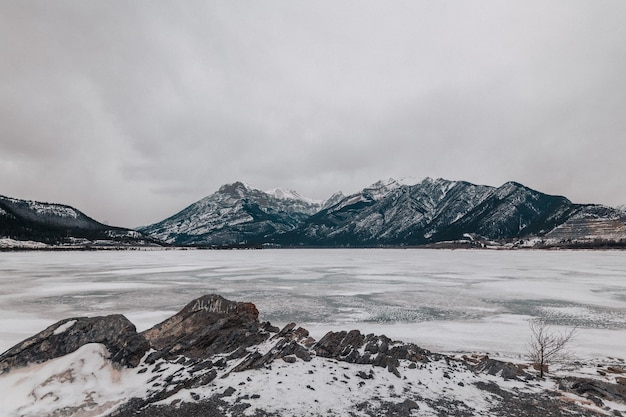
[0,315,148,371]
[0,294,624,417]
[0,343,154,417]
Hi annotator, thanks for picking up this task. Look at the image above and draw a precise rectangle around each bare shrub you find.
[526,318,576,378]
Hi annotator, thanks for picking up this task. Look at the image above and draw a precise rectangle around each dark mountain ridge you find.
[0,195,160,248]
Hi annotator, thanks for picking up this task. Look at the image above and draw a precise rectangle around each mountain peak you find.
[216,182,321,205]
[140,181,323,246]
[264,188,320,205]
[365,177,421,191]
[362,178,409,201]
[419,177,458,191]
[218,181,254,197]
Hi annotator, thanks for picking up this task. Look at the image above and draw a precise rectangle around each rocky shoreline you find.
[1,294,625,416]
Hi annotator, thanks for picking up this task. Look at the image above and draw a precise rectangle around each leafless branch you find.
[526,317,576,378]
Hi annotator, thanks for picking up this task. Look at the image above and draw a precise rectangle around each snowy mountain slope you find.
[138,182,325,246]
[269,178,420,246]
[545,204,626,242]
[0,195,158,247]
[320,191,346,210]
[325,177,415,213]
[348,178,493,244]
[426,181,575,242]
[275,178,500,246]
[0,195,103,230]
[430,184,626,245]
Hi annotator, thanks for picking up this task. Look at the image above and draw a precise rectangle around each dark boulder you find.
[230,323,315,372]
[141,294,270,359]
[314,330,365,359]
[0,314,148,372]
[471,357,529,381]
[559,377,626,405]
[314,330,432,377]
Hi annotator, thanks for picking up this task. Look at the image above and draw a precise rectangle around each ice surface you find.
[1,249,625,361]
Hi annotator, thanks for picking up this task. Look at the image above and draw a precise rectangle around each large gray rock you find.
[471,356,529,381]
[141,294,272,359]
[559,377,626,406]
[0,314,148,372]
[231,323,313,372]
[313,330,433,377]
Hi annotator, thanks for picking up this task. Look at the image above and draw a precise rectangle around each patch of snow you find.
[52,320,76,335]
[0,238,48,249]
[321,191,346,210]
[0,343,153,417]
[27,201,79,219]
[226,215,255,227]
[265,188,320,205]
[362,178,406,201]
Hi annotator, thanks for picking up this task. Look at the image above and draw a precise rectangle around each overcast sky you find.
[1,1,625,227]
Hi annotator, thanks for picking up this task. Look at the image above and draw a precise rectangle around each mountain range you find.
[139,178,626,248]
[2,178,625,249]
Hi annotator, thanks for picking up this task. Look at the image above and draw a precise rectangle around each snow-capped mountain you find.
[282,178,626,247]
[277,177,495,246]
[140,178,626,248]
[138,182,325,246]
[0,195,158,248]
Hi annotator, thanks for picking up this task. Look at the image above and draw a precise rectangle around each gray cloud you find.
[1,1,625,227]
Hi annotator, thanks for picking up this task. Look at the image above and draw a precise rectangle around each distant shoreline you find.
[2,241,626,252]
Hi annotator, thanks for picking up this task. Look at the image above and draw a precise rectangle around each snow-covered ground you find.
[3,338,611,417]
[0,238,48,249]
[1,249,625,362]
[0,343,150,417]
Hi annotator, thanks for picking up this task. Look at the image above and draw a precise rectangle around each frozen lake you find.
[1,249,625,361]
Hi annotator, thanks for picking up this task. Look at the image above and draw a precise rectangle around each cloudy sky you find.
[1,1,625,227]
